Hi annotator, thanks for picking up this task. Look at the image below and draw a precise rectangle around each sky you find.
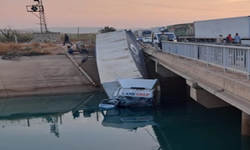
[0,0,249,29]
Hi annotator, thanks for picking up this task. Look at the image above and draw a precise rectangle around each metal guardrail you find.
[162,41,250,79]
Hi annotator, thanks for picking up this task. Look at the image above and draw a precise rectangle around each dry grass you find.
[62,33,97,44]
[0,33,97,56]
[0,42,57,56]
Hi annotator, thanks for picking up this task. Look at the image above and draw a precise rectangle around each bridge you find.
[143,41,250,135]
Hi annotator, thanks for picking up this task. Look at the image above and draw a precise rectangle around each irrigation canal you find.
[0,87,248,150]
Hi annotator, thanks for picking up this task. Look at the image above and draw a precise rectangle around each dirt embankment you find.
[0,42,101,98]
[0,42,96,55]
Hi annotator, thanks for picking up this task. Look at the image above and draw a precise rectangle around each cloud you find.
[220,0,249,2]
[226,0,249,1]
[213,0,249,4]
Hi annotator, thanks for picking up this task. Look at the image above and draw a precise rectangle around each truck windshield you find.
[142,30,152,36]
[117,96,153,107]
[118,96,152,101]
[157,33,176,39]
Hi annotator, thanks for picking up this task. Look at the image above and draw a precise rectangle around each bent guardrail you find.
[162,41,250,79]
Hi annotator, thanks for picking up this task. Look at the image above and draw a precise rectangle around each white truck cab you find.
[152,32,177,45]
[99,78,161,109]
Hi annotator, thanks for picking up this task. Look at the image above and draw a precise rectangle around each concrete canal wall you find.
[0,55,101,98]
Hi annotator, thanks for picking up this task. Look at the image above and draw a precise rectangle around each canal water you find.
[0,91,248,150]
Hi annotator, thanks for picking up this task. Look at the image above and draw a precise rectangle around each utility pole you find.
[26,0,48,33]
[77,27,79,40]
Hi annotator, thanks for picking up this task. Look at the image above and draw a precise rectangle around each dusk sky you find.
[0,0,249,29]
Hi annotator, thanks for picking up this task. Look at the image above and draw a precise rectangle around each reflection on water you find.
[0,92,249,150]
[100,108,157,131]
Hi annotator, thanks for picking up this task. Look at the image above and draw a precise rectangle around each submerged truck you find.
[99,78,161,109]
[167,16,250,44]
[96,30,161,110]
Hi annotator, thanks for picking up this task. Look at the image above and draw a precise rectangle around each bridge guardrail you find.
[162,41,250,79]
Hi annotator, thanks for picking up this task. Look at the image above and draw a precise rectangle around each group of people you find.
[217,33,241,44]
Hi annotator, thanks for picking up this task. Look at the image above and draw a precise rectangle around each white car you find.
[142,37,152,43]
[152,32,177,45]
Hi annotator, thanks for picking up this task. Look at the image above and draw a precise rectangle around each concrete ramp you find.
[0,55,95,97]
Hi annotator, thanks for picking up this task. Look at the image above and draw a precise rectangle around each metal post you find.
[223,47,226,73]
[184,44,187,60]
[26,0,48,33]
[14,34,17,43]
[77,27,79,40]
[206,46,209,67]
[247,50,250,80]
[194,45,197,63]
[49,33,52,43]
[38,0,48,33]
[89,34,92,45]
[175,43,177,54]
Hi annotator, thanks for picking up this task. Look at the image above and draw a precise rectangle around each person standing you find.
[159,32,169,50]
[233,33,241,44]
[226,34,233,43]
[216,35,223,43]
[63,34,73,46]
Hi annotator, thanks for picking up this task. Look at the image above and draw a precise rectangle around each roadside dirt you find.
[0,42,95,57]
[51,43,95,55]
